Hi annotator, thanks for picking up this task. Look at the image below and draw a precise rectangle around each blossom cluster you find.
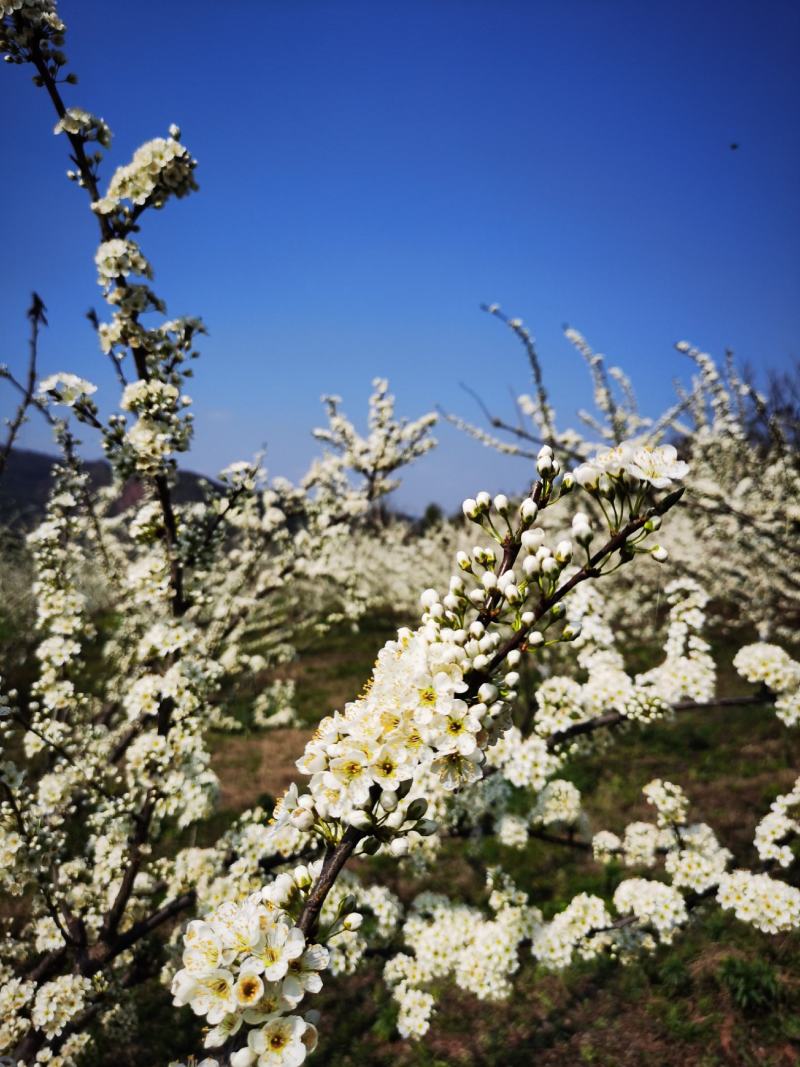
[734,642,800,727]
[384,872,541,1037]
[717,871,800,934]
[753,776,800,869]
[38,371,97,408]
[289,624,492,835]
[573,441,689,492]
[0,0,63,56]
[94,127,197,214]
[54,105,110,147]
[171,889,324,1064]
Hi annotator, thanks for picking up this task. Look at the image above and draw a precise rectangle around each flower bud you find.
[651,545,668,563]
[478,682,498,703]
[415,819,438,836]
[475,491,491,510]
[406,798,428,822]
[598,473,615,498]
[380,789,399,812]
[520,498,538,524]
[462,498,479,520]
[293,865,312,888]
[389,836,410,857]
[493,493,509,514]
[573,523,593,546]
[449,574,466,595]
[343,912,363,931]
[522,555,540,577]
[290,809,315,832]
[555,539,573,563]
[521,528,545,552]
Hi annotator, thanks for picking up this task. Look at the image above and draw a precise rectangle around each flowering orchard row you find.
[1,3,798,1066]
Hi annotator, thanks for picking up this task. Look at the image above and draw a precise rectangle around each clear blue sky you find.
[2,0,799,512]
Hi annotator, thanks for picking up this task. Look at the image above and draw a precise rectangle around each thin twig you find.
[0,293,47,478]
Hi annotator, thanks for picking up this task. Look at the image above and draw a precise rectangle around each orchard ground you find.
[90,610,799,1067]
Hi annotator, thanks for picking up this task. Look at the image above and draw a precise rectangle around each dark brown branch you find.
[185,481,250,568]
[546,693,774,751]
[12,890,193,1063]
[481,303,556,444]
[441,378,585,464]
[297,826,364,938]
[29,33,188,624]
[0,293,47,479]
[482,486,685,677]
[28,40,112,238]
[98,794,156,944]
[93,889,196,966]
[529,826,592,851]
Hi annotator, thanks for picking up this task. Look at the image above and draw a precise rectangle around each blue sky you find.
[2,0,799,512]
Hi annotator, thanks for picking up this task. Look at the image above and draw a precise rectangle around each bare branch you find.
[0,293,47,479]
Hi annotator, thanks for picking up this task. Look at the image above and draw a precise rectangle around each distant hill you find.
[0,449,217,529]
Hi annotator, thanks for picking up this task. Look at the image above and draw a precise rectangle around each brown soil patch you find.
[212,727,312,811]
